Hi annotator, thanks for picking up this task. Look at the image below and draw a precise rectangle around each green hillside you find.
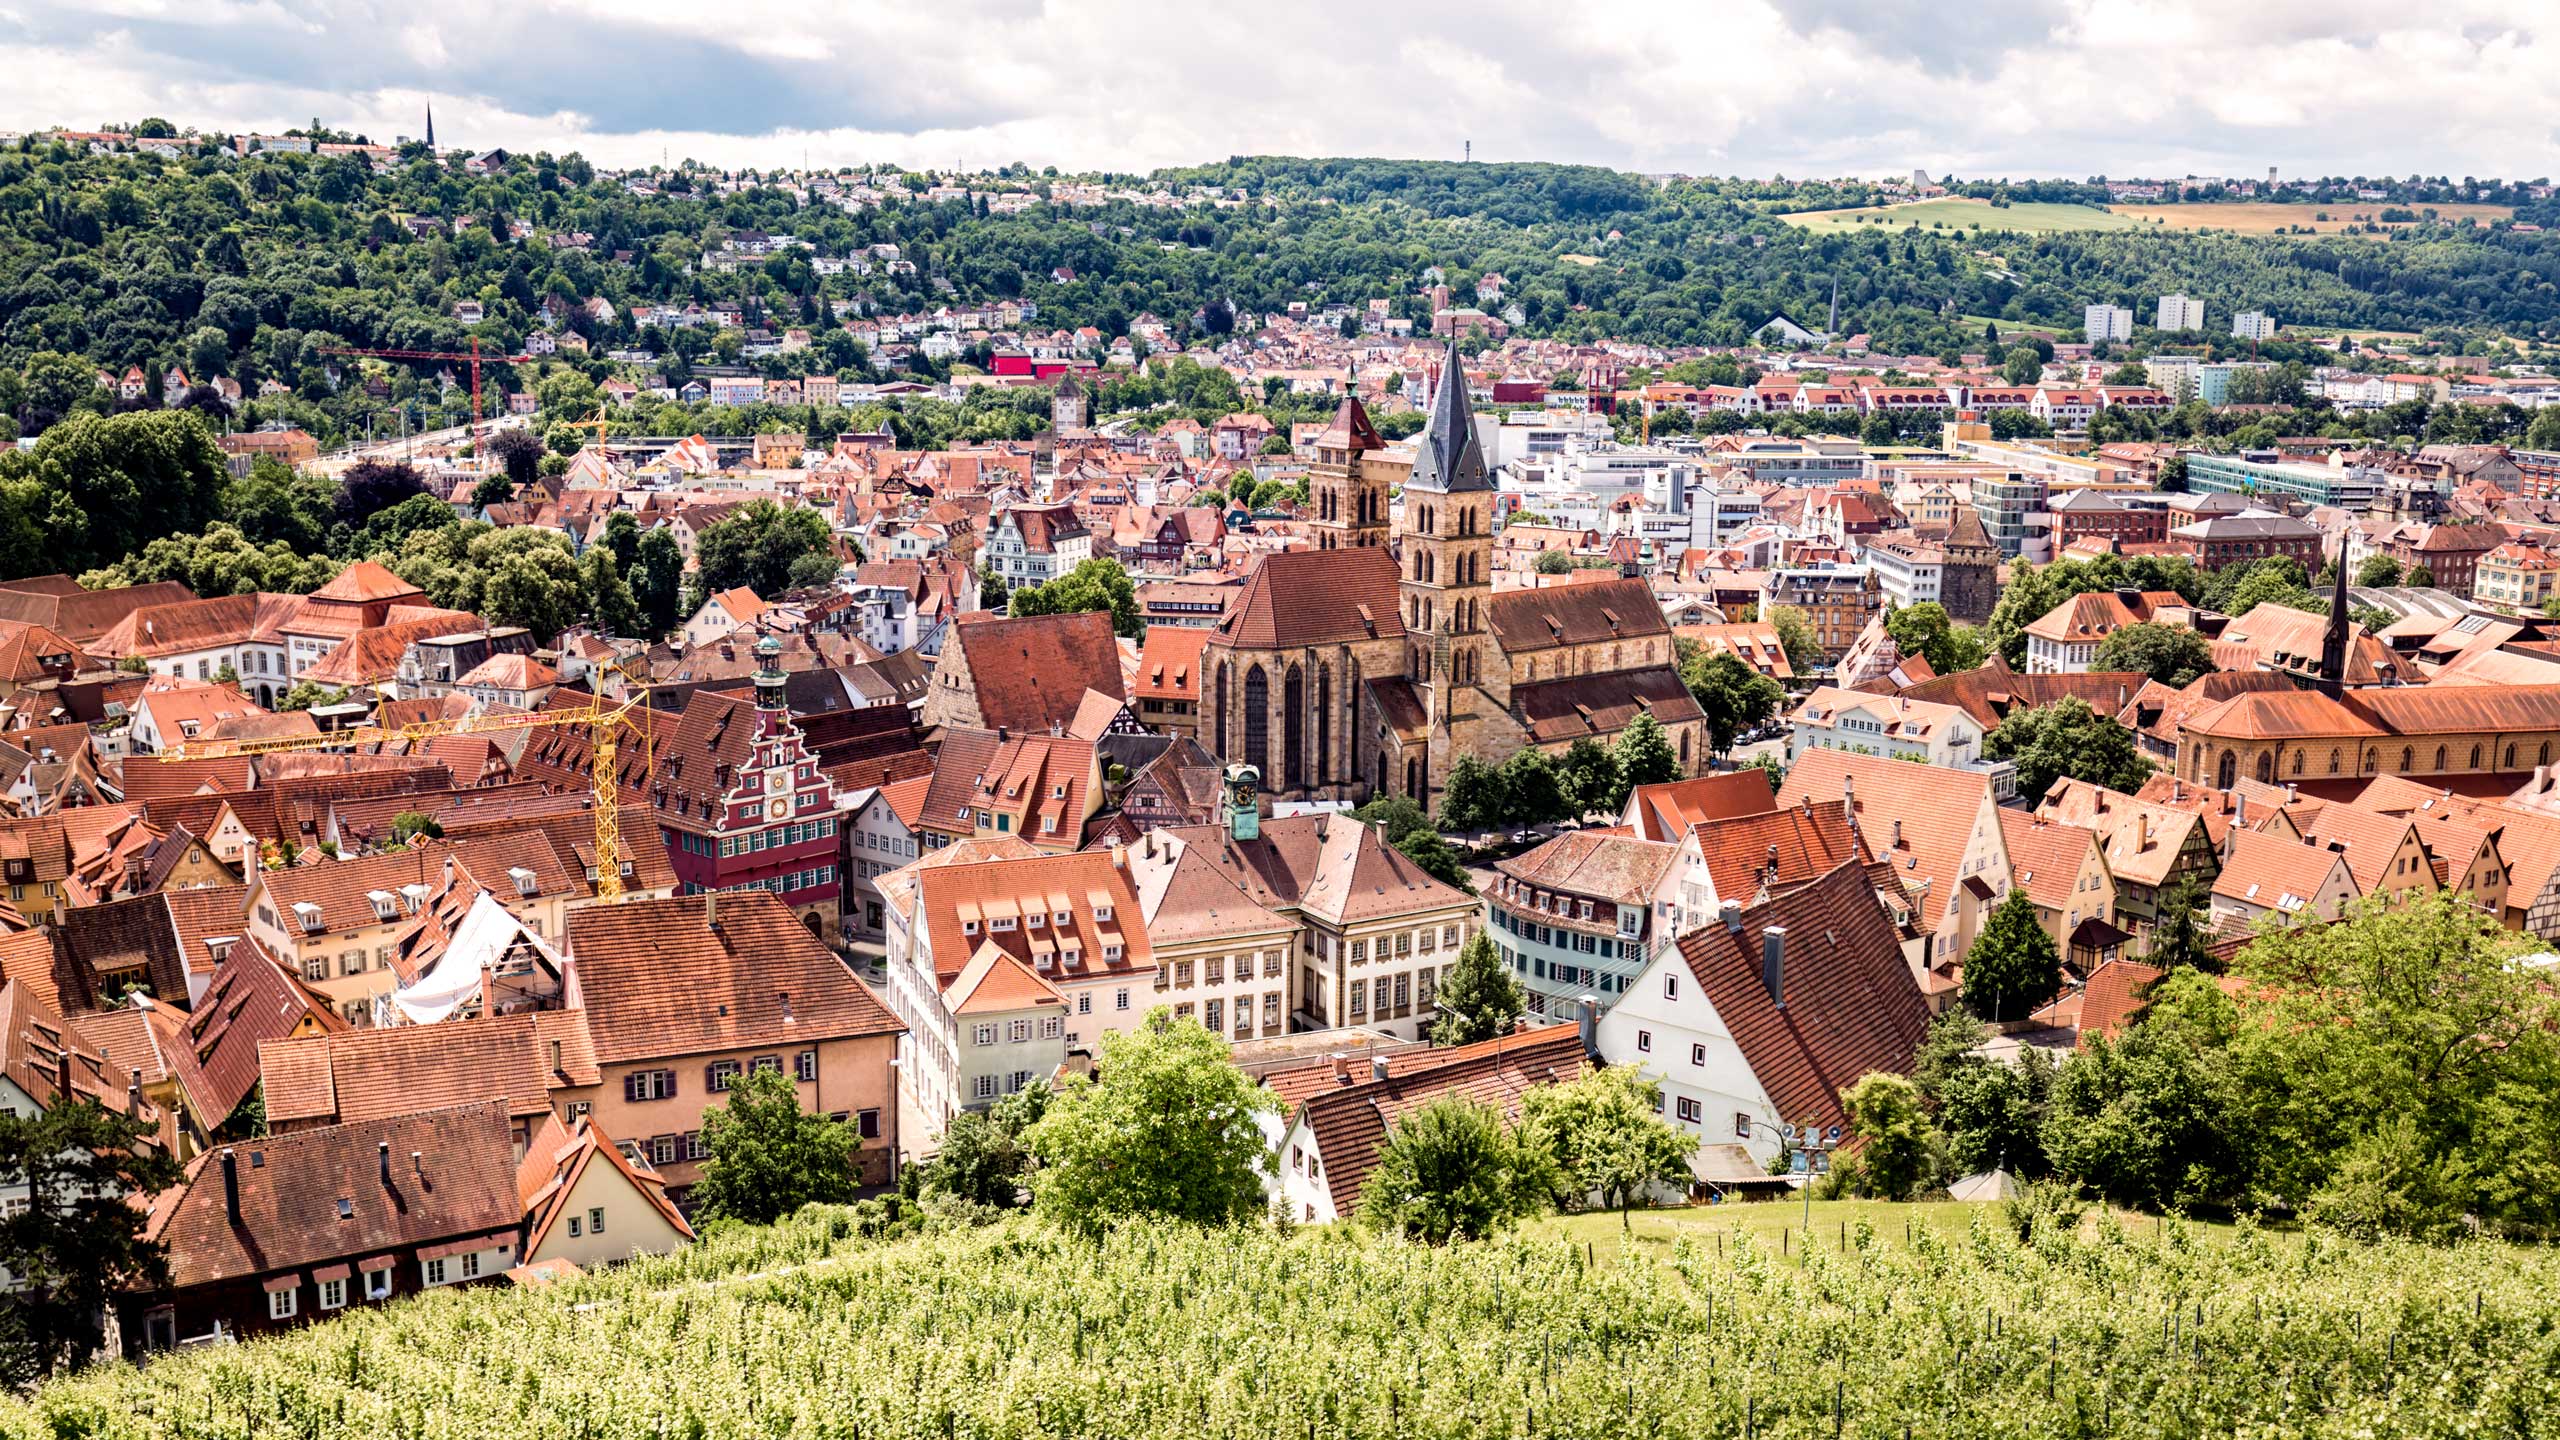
[13,1202,2554,1439]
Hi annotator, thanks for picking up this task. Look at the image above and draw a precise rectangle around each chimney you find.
[1765,842,1781,879]
[411,1150,425,1186]
[1576,995,1600,1058]
[55,1051,71,1101]
[2135,810,2150,853]
[378,1141,392,1187]
[1370,1054,1391,1084]
[1842,774,1855,808]
[220,1148,240,1222]
[126,1068,142,1117]
[2235,792,2248,828]
[705,891,719,935]
[1761,926,1787,1006]
[779,991,794,1023]
[547,1039,564,1075]
[2172,778,2183,802]
[1720,899,1743,934]
[1890,818,1903,849]
[1329,1052,1349,1084]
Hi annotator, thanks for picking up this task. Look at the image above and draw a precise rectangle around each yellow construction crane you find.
[555,405,615,453]
[156,689,656,902]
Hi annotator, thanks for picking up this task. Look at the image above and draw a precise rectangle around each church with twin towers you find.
[1201,333,1706,810]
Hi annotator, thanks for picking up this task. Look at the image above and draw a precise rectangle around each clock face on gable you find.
[766,769,790,796]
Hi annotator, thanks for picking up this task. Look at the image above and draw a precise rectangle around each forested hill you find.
[4,138,2560,444]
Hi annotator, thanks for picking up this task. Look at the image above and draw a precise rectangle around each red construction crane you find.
[315,337,541,468]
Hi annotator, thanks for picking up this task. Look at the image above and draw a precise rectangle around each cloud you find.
[0,0,2553,181]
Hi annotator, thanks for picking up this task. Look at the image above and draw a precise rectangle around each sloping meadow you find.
[15,1206,2556,1439]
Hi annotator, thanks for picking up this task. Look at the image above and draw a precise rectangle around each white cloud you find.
[0,0,2553,180]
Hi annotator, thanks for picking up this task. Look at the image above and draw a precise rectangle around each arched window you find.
[2329,748,2342,775]
[1315,665,1332,785]
[2256,752,2274,783]
[2291,751,2304,776]
[2471,744,2482,770]
[2402,746,2415,771]
[2217,752,2237,788]
[1282,666,1305,792]
[1242,666,1269,778]
[1214,662,1230,758]
[1405,756,1422,800]
[2505,744,2517,768]
[2435,745,2448,771]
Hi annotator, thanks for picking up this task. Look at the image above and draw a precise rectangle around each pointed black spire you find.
[1407,332,1489,494]
[2318,535,2350,700]
[425,100,435,151]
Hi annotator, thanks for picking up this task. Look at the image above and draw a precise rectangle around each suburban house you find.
[1595,860,1931,1170]
[1267,1025,1589,1225]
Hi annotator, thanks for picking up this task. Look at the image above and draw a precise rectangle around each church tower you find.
[1305,386,1390,550]
[2317,536,2350,700]
[1399,333,1497,728]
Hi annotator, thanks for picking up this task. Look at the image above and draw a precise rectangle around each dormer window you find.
[367,890,398,923]
[962,920,979,935]
[1027,911,1045,929]
[991,915,1016,931]
[1093,904,1113,922]
[1053,910,1070,928]
[400,883,429,914]
[292,902,324,934]
[508,866,539,898]
[1052,784,1067,799]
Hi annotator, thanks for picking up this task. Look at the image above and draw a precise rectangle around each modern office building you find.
[2184,453,2382,509]
[2232,311,2276,341]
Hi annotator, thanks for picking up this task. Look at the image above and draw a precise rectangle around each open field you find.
[1528,1197,2216,1262]
[2105,201,2516,235]
[16,1204,2555,1440]
[1778,197,2137,235]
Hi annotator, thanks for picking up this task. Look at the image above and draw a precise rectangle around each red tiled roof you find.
[1290,1026,1588,1215]
[1625,773,1779,842]
[1208,547,1404,651]
[564,891,902,1065]
[146,1102,522,1290]
[1673,861,1931,1133]
[1694,800,1868,900]
[947,610,1126,733]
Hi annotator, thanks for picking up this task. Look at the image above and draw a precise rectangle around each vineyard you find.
[10,1203,2557,1439]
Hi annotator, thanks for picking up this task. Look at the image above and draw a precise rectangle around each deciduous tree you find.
[1356,1095,1555,1243]
[1960,888,2063,1022]
[691,1068,862,1227]
[1024,1010,1276,1233]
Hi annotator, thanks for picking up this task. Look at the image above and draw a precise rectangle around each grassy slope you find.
[12,1203,2557,1439]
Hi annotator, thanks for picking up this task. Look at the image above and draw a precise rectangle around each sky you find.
[2,1,2556,182]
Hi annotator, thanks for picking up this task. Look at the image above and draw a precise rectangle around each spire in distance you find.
[425,100,435,151]
[1408,332,1490,494]
[2317,534,2350,700]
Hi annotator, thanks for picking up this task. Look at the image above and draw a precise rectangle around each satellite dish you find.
[1826,1125,1843,1143]
[1785,1124,1802,1141]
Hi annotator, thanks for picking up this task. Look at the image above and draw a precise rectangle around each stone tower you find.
[1305,389,1390,550]
[1937,503,2001,625]
[1049,371,1087,436]
[1400,333,1497,744]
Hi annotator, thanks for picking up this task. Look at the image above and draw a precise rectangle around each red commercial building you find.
[2046,490,2170,550]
